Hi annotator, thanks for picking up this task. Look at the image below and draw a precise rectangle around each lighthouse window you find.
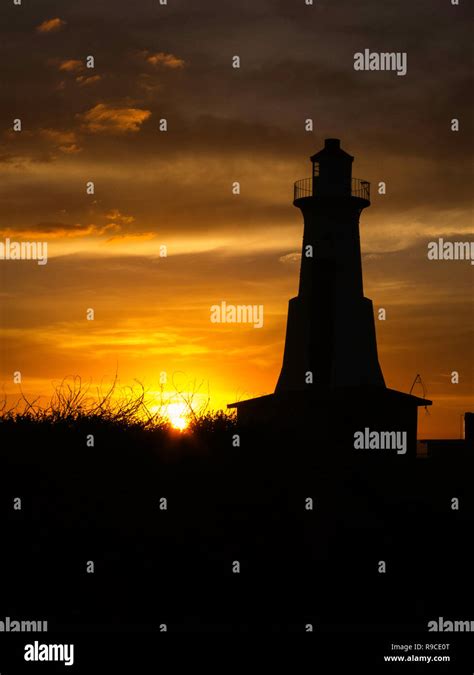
[313,162,319,177]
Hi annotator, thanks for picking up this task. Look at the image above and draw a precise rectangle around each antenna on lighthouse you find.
[410,374,430,413]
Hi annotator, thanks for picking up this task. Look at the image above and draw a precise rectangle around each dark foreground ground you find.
[0,416,473,669]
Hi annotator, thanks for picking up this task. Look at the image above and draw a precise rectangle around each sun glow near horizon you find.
[148,399,190,431]
[165,402,189,430]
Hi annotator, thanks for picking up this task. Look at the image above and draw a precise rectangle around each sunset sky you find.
[0,0,472,438]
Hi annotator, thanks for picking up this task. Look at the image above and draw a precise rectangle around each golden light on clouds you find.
[39,129,78,145]
[77,103,152,134]
[36,18,66,34]
[105,209,135,225]
[58,59,83,73]
[0,222,120,240]
[58,143,82,154]
[145,52,185,69]
[76,75,102,87]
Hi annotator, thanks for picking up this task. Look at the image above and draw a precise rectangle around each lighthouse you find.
[276,138,385,392]
[228,139,431,456]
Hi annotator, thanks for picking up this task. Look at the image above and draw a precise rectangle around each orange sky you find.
[0,0,472,438]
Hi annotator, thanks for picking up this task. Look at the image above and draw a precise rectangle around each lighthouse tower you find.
[228,139,431,455]
[276,138,385,392]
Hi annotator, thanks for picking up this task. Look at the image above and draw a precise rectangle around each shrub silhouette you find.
[0,376,472,633]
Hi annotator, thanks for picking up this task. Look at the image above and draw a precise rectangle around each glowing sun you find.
[163,402,189,431]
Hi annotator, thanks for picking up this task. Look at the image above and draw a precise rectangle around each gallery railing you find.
[294,177,370,201]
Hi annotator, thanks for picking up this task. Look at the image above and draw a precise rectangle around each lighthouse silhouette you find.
[229,139,431,456]
[276,138,384,392]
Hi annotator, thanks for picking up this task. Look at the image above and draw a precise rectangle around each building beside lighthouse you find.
[228,139,431,456]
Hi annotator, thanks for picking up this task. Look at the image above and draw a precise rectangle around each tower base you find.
[228,388,431,459]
